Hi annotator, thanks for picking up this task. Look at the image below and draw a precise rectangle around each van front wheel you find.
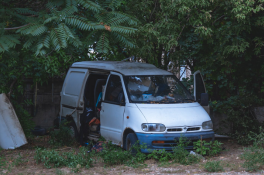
[126,133,138,154]
[68,121,79,141]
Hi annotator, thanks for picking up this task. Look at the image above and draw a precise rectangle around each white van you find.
[60,61,214,152]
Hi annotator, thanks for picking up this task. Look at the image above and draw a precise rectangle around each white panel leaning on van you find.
[59,61,214,153]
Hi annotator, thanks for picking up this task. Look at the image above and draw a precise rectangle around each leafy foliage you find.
[193,140,223,156]
[125,0,264,106]
[0,0,138,55]
[35,147,93,171]
[12,100,35,137]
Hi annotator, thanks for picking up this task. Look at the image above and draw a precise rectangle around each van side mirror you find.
[200,93,209,106]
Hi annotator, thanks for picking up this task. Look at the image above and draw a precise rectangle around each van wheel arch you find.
[122,128,137,149]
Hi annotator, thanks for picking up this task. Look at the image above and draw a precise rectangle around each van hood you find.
[135,102,211,127]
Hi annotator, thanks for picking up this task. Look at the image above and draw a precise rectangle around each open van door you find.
[60,68,89,131]
[193,70,208,106]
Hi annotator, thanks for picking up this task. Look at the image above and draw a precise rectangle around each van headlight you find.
[141,123,166,132]
[202,121,213,129]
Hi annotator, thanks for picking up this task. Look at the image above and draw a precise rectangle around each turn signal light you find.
[152,141,165,144]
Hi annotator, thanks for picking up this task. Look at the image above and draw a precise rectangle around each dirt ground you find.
[0,137,262,175]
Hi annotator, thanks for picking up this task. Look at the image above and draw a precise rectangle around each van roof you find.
[71,61,172,76]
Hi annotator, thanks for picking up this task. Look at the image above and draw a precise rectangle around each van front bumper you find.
[135,131,215,153]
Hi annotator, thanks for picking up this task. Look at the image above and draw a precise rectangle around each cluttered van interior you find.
[80,70,109,142]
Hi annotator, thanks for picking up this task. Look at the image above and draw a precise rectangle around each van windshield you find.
[124,75,194,104]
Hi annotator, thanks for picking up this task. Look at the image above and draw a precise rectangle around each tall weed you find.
[49,122,74,146]
[241,128,264,172]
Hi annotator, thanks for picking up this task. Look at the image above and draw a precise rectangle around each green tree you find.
[0,0,138,55]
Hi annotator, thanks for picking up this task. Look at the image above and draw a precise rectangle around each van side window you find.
[105,75,125,104]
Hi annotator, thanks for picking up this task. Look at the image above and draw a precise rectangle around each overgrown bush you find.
[49,122,75,146]
[12,100,35,137]
[241,128,264,172]
[204,161,223,172]
[211,94,264,145]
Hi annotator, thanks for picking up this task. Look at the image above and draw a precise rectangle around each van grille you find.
[166,126,201,132]
[167,128,182,132]
[187,127,200,131]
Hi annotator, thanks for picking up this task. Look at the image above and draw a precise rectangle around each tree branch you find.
[177,24,186,41]
[4,23,30,30]
[212,15,225,26]
[7,78,17,99]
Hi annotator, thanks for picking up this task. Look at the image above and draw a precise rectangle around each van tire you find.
[68,121,79,142]
[126,133,138,155]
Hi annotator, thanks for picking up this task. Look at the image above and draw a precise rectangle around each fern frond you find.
[30,25,48,36]
[35,34,51,56]
[14,8,38,15]
[44,16,58,24]
[0,35,20,53]
[96,32,110,54]
[69,32,82,48]
[46,2,58,13]
[16,24,47,36]
[23,37,38,49]
[66,0,77,7]
[35,47,47,56]
[50,28,67,51]
[61,5,78,16]
[111,26,137,35]
[58,23,74,39]
[112,33,135,48]
[102,0,122,10]
[42,34,51,48]
[77,0,103,13]
[83,30,98,46]
[65,16,104,30]
[108,12,138,26]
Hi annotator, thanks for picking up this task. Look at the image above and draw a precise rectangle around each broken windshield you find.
[124,75,194,104]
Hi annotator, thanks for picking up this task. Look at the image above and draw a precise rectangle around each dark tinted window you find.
[195,73,206,102]
[105,75,125,104]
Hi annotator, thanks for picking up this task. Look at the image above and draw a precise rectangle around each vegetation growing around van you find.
[34,136,208,172]
[30,135,224,172]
